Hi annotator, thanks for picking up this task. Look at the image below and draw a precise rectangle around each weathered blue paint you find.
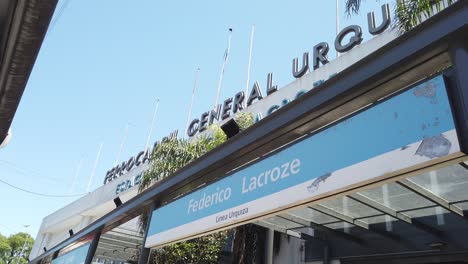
[147,75,456,239]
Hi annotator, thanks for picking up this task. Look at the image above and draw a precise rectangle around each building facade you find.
[31,1,468,263]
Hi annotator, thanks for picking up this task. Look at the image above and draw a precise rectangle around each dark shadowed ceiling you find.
[0,0,58,144]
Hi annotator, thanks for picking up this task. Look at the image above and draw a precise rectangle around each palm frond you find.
[346,0,363,15]
[346,0,455,34]
[395,0,455,33]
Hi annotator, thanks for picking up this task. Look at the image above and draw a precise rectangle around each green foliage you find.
[139,111,255,193]
[139,111,255,263]
[208,124,227,147]
[0,232,34,264]
[0,234,11,264]
[234,112,254,132]
[151,232,228,264]
[345,0,455,34]
[394,0,454,33]
[138,130,229,263]
[138,136,221,192]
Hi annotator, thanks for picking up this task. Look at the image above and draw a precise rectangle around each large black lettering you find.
[126,157,135,171]
[199,111,209,132]
[221,97,233,120]
[120,161,127,174]
[209,105,221,125]
[142,149,151,164]
[187,118,200,137]
[232,91,245,113]
[247,81,264,106]
[135,150,145,166]
[104,170,113,184]
[335,25,363,53]
[313,42,329,70]
[292,52,309,78]
[368,4,390,35]
[266,73,278,95]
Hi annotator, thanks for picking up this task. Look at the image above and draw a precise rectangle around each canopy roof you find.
[0,0,57,143]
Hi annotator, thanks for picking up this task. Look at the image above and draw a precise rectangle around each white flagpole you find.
[114,123,129,166]
[185,68,200,135]
[245,25,255,98]
[336,0,340,58]
[214,28,233,108]
[87,142,103,192]
[145,98,160,151]
[336,0,339,35]
[69,157,83,194]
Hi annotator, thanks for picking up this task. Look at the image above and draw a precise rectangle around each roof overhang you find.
[0,0,58,144]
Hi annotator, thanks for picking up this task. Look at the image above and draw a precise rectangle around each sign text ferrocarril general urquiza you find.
[103,130,178,184]
[186,4,391,138]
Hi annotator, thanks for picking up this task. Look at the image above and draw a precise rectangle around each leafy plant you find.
[234,112,254,132]
[150,231,229,264]
[0,232,34,264]
[138,112,255,263]
[345,0,455,33]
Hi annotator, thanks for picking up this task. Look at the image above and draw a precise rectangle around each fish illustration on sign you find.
[307,172,332,193]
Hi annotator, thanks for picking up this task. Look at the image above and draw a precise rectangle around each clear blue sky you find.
[0,0,388,237]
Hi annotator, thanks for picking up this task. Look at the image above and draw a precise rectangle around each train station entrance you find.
[29,1,468,264]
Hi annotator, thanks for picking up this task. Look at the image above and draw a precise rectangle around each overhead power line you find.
[0,178,87,198]
[0,159,63,183]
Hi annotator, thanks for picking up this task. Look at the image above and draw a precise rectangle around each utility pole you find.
[16,225,30,264]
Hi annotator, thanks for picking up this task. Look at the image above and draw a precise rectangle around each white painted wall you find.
[30,164,146,259]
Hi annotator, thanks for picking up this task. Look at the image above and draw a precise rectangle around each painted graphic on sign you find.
[146,75,460,248]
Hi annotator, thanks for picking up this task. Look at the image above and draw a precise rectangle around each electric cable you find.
[0,159,63,183]
[0,178,87,198]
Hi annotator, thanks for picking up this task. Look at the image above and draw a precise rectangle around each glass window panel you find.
[358,183,434,211]
[402,206,451,228]
[408,164,468,203]
[323,222,354,230]
[262,216,303,230]
[403,206,450,218]
[358,215,398,225]
[318,196,381,218]
[288,207,338,224]
[94,217,143,263]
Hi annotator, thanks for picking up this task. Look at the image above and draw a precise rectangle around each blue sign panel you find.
[146,75,459,247]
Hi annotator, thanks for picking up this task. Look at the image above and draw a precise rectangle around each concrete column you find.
[265,228,274,264]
